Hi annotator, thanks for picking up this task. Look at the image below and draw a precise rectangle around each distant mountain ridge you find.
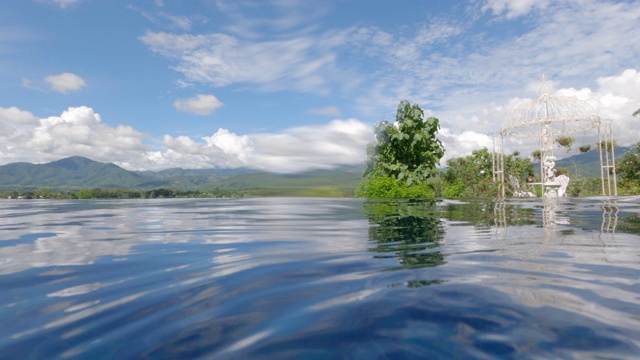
[554,146,630,178]
[1,148,626,192]
[0,156,167,189]
[0,156,362,193]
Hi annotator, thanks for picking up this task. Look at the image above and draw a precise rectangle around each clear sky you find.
[1,0,639,172]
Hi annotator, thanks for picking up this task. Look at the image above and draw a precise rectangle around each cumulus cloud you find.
[0,106,373,172]
[249,119,372,172]
[153,119,372,172]
[0,107,39,154]
[26,107,146,163]
[438,128,493,162]
[44,73,86,93]
[0,107,38,124]
[173,94,224,115]
[554,69,640,147]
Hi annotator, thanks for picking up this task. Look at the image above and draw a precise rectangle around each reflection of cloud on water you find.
[0,198,371,275]
[47,280,126,298]
[2,198,374,345]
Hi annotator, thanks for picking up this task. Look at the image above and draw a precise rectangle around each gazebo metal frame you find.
[492,78,617,198]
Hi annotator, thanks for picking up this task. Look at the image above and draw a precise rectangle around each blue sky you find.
[1,0,639,172]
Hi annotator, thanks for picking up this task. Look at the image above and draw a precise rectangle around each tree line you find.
[1,187,248,200]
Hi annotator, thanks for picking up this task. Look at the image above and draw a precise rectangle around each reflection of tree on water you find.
[442,200,536,228]
[618,211,640,235]
[363,199,445,270]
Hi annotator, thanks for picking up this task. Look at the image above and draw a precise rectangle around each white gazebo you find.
[492,78,617,198]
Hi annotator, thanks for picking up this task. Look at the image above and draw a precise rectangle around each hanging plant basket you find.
[579,145,591,153]
[556,136,575,147]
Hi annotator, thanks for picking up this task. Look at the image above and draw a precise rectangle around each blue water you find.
[1,197,639,359]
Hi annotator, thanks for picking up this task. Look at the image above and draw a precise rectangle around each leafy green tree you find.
[358,101,445,198]
[531,149,541,162]
[617,142,640,193]
[633,108,640,117]
[76,189,96,199]
[361,100,445,191]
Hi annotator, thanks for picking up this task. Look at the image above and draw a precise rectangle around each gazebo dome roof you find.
[499,92,601,138]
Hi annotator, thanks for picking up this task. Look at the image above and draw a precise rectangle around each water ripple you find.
[1,197,639,358]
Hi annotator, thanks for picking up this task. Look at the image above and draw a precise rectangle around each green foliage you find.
[76,189,96,199]
[617,142,640,193]
[363,100,445,188]
[355,171,435,198]
[442,180,465,198]
[566,176,602,197]
[633,108,640,117]
[531,150,541,162]
[440,148,533,198]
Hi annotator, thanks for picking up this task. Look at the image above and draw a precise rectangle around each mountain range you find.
[0,156,363,195]
[553,146,630,178]
[0,147,631,193]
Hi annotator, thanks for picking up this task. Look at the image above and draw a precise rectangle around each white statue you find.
[543,155,557,183]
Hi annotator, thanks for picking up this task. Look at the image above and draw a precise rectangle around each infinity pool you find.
[1,197,639,358]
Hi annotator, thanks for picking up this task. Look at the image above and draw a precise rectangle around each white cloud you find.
[173,94,224,115]
[25,107,146,164]
[139,29,347,93]
[553,69,640,147]
[438,128,493,162]
[248,119,372,172]
[44,73,86,93]
[0,107,38,124]
[0,105,372,172]
[482,0,551,19]
[0,107,39,153]
[348,0,640,147]
[307,106,340,116]
[154,119,372,172]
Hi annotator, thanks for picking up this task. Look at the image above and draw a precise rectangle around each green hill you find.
[554,146,630,177]
[0,156,167,190]
[0,156,363,195]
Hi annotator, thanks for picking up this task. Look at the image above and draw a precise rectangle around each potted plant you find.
[556,136,575,147]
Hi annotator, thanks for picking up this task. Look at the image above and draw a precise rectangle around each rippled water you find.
[1,197,639,359]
